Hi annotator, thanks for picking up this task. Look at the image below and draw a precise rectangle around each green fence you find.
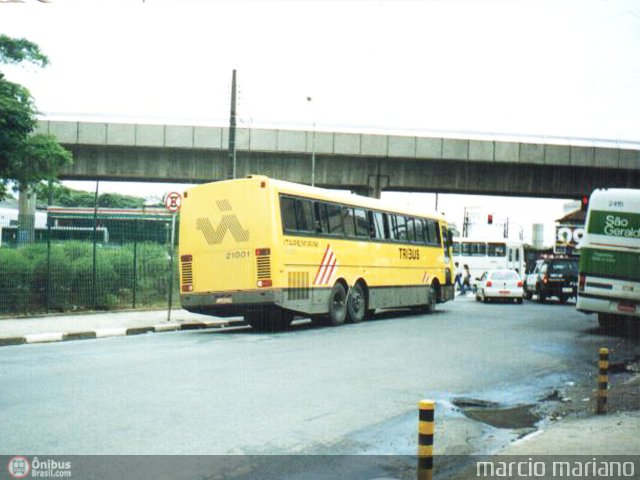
[0,208,179,316]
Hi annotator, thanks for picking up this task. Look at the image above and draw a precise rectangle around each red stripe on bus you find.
[323,256,338,285]
[314,245,331,285]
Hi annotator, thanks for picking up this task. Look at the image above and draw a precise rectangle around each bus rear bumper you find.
[181,290,283,317]
[577,295,640,319]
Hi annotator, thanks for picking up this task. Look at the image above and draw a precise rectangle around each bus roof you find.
[589,188,640,212]
[452,236,524,245]
[189,175,448,222]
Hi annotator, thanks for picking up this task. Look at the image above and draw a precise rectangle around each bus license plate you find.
[562,287,573,293]
[499,290,510,295]
[215,296,233,304]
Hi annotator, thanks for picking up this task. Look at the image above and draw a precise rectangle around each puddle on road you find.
[452,397,541,429]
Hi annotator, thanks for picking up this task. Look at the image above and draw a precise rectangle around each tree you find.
[0,34,72,201]
[34,183,146,209]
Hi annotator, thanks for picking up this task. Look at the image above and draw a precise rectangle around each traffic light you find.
[487,214,493,224]
[581,195,589,211]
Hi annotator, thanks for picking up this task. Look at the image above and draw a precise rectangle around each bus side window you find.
[314,202,329,234]
[426,220,438,246]
[488,243,506,257]
[370,211,386,239]
[327,203,344,236]
[295,199,314,232]
[388,214,398,241]
[415,218,426,244]
[395,215,407,241]
[342,207,356,237]
[452,241,461,255]
[280,196,297,232]
[353,208,369,238]
[406,218,417,243]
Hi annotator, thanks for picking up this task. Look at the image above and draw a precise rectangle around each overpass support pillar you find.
[351,174,388,198]
[364,174,389,199]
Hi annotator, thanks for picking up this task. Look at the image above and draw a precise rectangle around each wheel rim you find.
[329,284,347,325]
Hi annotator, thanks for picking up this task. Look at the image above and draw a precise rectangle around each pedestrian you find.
[461,264,471,294]
[454,262,463,291]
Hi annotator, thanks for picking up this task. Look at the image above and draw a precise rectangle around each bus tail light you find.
[578,273,586,292]
[181,254,194,292]
[542,275,548,284]
[517,281,523,287]
[256,247,272,288]
[486,281,493,287]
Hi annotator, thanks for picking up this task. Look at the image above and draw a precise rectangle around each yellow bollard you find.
[597,347,609,415]
[418,399,435,480]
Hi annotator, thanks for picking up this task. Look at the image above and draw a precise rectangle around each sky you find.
[1,0,639,245]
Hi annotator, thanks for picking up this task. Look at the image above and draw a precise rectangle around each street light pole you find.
[306,96,316,187]
[229,69,237,179]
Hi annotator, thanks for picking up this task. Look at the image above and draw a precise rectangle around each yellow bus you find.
[179,175,455,330]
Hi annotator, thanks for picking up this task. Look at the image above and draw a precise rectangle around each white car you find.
[475,269,524,304]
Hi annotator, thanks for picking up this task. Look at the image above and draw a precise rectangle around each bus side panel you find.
[577,247,640,318]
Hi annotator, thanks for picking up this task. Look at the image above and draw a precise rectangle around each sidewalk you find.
[500,410,640,455]
[0,309,239,346]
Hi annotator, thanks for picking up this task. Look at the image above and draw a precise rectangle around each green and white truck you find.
[577,188,640,329]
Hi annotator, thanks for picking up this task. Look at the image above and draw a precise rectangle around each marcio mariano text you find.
[477,457,635,478]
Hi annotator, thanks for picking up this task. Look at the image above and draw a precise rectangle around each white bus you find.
[577,189,640,329]
[452,237,525,285]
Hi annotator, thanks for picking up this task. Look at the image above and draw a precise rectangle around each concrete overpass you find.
[38,120,640,199]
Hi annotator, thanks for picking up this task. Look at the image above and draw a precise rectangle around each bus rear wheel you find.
[347,282,367,323]
[326,282,348,326]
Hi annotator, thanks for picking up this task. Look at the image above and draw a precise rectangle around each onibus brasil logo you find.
[7,456,72,478]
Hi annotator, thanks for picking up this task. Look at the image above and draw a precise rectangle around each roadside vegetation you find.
[0,241,177,315]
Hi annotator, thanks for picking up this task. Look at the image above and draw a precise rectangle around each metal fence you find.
[0,207,179,316]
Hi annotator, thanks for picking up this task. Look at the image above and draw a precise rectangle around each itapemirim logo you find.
[196,199,250,244]
[7,456,30,479]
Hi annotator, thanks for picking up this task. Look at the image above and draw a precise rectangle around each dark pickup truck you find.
[524,257,579,303]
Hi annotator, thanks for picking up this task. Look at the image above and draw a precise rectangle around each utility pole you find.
[306,96,316,187]
[228,69,237,179]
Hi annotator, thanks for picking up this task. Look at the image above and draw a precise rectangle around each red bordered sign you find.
[164,192,182,212]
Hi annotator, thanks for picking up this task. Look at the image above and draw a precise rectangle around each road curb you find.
[0,320,234,348]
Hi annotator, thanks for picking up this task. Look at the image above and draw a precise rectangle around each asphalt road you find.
[0,295,635,457]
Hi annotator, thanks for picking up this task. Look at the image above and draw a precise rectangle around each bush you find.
[0,239,176,315]
[0,249,33,313]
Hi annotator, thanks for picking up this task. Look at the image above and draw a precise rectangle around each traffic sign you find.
[164,192,182,212]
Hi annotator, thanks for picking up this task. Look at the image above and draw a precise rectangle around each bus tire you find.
[423,286,436,313]
[347,282,367,323]
[326,282,348,326]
